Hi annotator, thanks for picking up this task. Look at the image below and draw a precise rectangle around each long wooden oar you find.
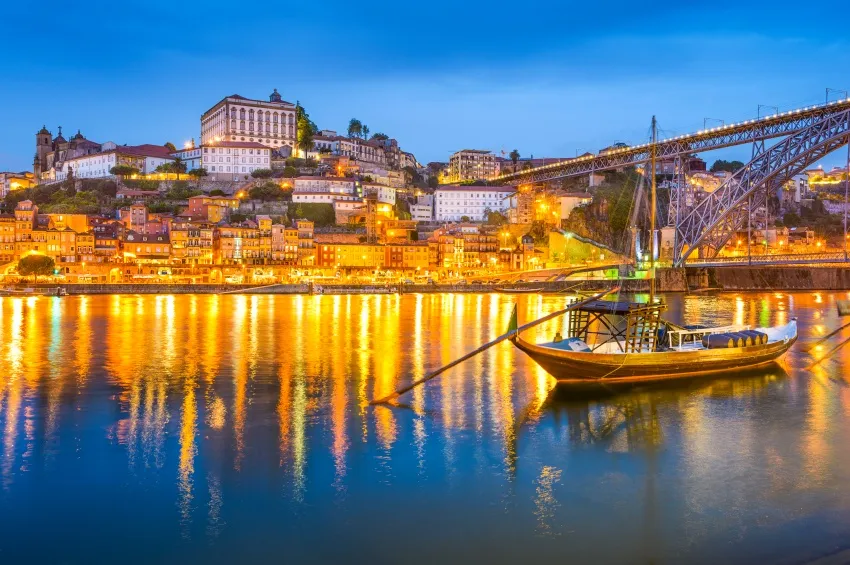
[807,333,850,369]
[805,319,850,353]
[370,287,619,405]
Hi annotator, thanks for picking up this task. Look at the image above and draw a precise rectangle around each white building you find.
[433,185,515,222]
[57,144,176,181]
[293,176,357,195]
[362,183,396,205]
[171,144,203,173]
[169,141,270,181]
[201,89,297,153]
[410,194,433,222]
[200,142,270,181]
[292,192,361,204]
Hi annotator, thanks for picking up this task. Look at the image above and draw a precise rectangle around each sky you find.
[2,0,850,172]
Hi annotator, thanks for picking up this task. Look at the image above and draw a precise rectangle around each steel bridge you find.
[494,97,850,268]
[683,252,849,268]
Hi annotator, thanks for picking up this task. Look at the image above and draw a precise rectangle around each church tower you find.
[34,125,53,179]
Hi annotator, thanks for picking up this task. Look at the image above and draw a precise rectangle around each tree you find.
[522,161,533,171]
[18,255,55,282]
[110,164,139,179]
[296,102,317,157]
[460,215,471,222]
[427,176,439,188]
[362,175,374,183]
[251,168,274,179]
[229,212,248,223]
[172,157,186,180]
[209,189,225,196]
[347,118,363,139]
[248,182,284,202]
[371,132,389,141]
[282,166,298,178]
[164,142,177,152]
[362,124,370,140]
[710,159,745,173]
[509,149,520,173]
[187,167,208,179]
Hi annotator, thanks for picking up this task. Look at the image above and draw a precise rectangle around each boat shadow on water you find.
[533,364,791,449]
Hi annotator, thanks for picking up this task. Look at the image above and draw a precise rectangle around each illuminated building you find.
[433,185,515,222]
[194,141,271,181]
[56,143,176,181]
[33,126,102,182]
[123,231,170,264]
[447,150,501,183]
[200,90,296,152]
[0,171,35,197]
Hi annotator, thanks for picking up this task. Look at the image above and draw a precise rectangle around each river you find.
[0,292,848,564]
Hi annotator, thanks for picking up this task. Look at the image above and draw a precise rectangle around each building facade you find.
[200,90,297,153]
[447,150,501,183]
[434,185,515,222]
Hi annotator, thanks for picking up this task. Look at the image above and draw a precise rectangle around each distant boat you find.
[0,287,66,297]
[510,299,796,385]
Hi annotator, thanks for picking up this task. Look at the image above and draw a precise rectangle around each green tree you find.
[164,142,177,152]
[229,212,248,223]
[18,255,56,282]
[522,161,533,171]
[110,164,140,179]
[292,203,335,226]
[427,176,439,188]
[347,118,363,139]
[710,159,745,173]
[783,211,802,226]
[172,157,186,180]
[248,182,284,201]
[282,166,298,178]
[371,132,389,141]
[362,124,370,140]
[209,189,225,196]
[296,102,317,157]
[251,168,274,179]
[509,149,520,173]
[460,215,471,222]
[187,167,208,179]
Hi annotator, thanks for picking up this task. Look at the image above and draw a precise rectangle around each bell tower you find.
[34,125,53,179]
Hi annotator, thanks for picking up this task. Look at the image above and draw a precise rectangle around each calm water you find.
[1,292,850,564]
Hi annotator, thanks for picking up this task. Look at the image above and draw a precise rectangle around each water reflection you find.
[2,292,850,564]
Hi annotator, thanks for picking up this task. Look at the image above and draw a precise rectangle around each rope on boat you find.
[370,287,619,405]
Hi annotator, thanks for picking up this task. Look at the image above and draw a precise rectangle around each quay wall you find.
[694,266,850,291]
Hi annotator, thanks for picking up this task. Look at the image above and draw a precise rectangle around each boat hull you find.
[512,334,796,384]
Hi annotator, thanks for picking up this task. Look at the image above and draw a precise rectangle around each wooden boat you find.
[511,299,797,385]
[0,287,67,297]
[494,287,543,294]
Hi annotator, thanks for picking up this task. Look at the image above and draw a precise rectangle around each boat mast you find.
[650,116,657,304]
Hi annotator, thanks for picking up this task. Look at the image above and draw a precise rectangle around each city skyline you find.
[3,0,850,171]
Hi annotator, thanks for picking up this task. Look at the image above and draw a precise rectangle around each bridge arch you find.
[674,109,850,266]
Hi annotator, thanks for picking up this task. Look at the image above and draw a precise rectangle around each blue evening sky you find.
[2,0,849,171]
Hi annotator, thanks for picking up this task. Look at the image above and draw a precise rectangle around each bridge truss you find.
[494,98,850,185]
[493,98,850,265]
[674,109,850,265]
